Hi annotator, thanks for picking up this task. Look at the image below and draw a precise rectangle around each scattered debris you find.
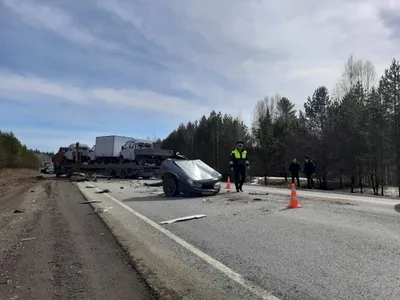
[69,177,89,182]
[30,190,35,193]
[233,212,239,216]
[88,207,113,215]
[69,172,90,182]
[203,198,213,203]
[92,174,98,182]
[79,200,102,204]
[85,185,95,188]
[73,172,86,177]
[160,214,206,224]
[35,175,44,180]
[96,189,110,194]
[76,270,82,275]
[144,181,163,187]
[0,280,10,284]
[13,209,25,214]
[249,192,269,195]
[253,198,263,201]
[151,191,164,195]
[120,186,124,189]
[20,237,36,242]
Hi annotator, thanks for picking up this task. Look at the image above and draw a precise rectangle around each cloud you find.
[0,70,210,118]
[1,0,122,52]
[1,0,400,151]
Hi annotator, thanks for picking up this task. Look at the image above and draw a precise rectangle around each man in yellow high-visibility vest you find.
[229,141,250,192]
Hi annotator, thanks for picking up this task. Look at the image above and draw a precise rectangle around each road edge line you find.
[85,183,280,300]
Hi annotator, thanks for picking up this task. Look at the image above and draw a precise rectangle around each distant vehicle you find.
[159,158,222,197]
[41,162,54,174]
[65,143,91,163]
[89,135,134,164]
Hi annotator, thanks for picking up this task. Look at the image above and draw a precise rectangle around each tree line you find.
[0,131,40,170]
[162,56,400,197]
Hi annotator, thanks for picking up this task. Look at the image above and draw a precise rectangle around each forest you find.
[162,56,400,197]
[0,131,40,170]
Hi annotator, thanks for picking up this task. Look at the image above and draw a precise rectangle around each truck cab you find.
[119,139,154,163]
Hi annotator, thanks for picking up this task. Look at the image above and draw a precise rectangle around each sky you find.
[1,0,400,152]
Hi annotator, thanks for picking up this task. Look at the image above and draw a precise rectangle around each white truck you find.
[119,138,173,165]
[89,135,134,164]
[65,143,91,162]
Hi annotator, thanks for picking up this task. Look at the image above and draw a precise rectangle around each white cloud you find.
[1,0,122,52]
[0,70,210,119]
[96,0,399,111]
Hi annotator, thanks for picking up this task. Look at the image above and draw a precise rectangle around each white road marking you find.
[85,184,279,300]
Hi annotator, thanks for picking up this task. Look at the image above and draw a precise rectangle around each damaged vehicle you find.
[159,157,222,197]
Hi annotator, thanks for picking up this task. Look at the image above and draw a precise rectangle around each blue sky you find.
[1,0,399,152]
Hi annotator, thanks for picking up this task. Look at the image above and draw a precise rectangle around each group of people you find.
[289,157,316,189]
[229,141,316,192]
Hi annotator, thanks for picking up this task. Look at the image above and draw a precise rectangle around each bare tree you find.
[335,55,377,98]
[251,95,277,130]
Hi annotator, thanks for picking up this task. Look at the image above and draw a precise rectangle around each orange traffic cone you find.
[286,183,302,208]
[225,176,231,189]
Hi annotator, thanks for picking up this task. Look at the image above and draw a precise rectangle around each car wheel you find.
[163,175,179,197]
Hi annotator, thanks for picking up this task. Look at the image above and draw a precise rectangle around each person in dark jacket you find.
[229,141,249,192]
[289,158,301,188]
[303,156,315,188]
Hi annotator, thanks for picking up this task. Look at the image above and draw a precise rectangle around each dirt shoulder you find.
[0,168,40,198]
[0,179,156,300]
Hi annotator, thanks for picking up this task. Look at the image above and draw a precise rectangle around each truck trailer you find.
[54,142,174,179]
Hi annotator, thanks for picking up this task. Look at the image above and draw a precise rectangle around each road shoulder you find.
[0,179,155,300]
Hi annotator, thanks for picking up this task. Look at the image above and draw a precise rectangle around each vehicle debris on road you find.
[249,192,269,195]
[96,189,110,193]
[79,200,102,204]
[144,181,163,187]
[20,237,36,242]
[13,209,25,214]
[160,214,206,224]
[88,207,113,215]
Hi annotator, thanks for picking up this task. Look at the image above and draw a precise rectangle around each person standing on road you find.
[303,156,315,189]
[229,141,250,192]
[289,158,301,188]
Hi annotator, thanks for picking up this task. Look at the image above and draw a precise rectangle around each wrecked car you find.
[159,158,222,197]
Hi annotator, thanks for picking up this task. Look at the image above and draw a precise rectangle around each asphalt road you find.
[0,179,156,300]
[78,179,400,300]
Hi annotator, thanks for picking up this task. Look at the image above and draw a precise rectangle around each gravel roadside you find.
[0,178,157,300]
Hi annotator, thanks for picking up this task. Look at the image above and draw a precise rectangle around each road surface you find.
[77,178,400,300]
[0,179,156,300]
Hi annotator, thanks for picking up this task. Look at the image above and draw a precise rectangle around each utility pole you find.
[75,142,81,172]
